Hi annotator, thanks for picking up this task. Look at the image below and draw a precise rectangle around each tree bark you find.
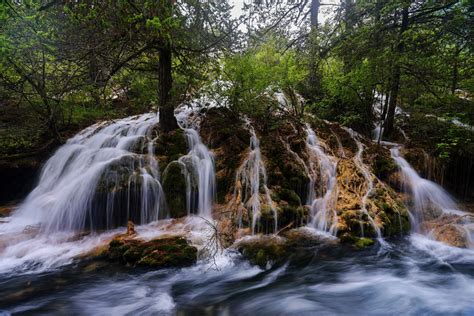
[310,0,320,28]
[342,0,355,74]
[158,45,178,132]
[385,4,409,137]
[307,0,322,101]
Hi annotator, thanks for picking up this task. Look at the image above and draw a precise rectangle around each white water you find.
[305,124,338,235]
[4,113,165,233]
[175,106,216,219]
[234,122,277,234]
[0,113,170,274]
[390,146,465,231]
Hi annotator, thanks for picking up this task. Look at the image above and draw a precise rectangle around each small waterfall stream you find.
[390,146,465,230]
[234,122,277,234]
[175,106,216,219]
[304,124,338,234]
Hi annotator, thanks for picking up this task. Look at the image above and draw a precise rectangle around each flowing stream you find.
[1,235,474,315]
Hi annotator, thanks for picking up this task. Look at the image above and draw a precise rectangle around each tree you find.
[32,0,237,132]
[0,1,88,138]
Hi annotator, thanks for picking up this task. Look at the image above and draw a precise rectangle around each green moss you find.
[278,205,308,228]
[255,250,267,267]
[238,237,288,268]
[355,237,375,249]
[372,154,397,180]
[278,188,301,206]
[108,236,197,268]
[123,246,146,263]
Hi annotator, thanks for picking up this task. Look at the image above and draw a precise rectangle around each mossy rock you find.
[339,233,375,249]
[373,197,410,236]
[372,153,397,181]
[236,236,288,268]
[162,161,187,218]
[154,129,188,166]
[277,188,302,206]
[107,236,197,268]
[277,204,308,228]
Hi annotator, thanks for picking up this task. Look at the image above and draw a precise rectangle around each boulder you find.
[235,235,288,268]
[432,224,468,248]
[107,235,197,268]
[422,215,470,248]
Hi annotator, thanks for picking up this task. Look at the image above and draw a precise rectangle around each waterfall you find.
[305,124,338,234]
[390,146,463,231]
[234,122,277,234]
[175,105,216,219]
[343,128,384,240]
[7,113,165,232]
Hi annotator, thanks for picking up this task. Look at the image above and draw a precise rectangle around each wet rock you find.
[432,224,468,248]
[339,233,375,249]
[0,203,16,217]
[107,235,197,268]
[154,129,188,167]
[368,147,398,182]
[235,229,336,267]
[235,236,288,268]
[422,215,470,248]
[126,220,136,236]
[162,161,188,218]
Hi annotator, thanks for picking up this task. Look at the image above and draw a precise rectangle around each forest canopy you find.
[0,0,473,161]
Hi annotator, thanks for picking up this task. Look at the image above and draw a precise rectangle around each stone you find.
[107,235,197,268]
[235,236,288,268]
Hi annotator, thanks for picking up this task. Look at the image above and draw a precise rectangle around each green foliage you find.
[221,40,307,117]
[309,58,374,133]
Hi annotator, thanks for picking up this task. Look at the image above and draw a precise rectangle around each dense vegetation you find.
[1,0,472,197]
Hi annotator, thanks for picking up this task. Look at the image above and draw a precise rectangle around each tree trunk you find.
[310,0,320,28]
[384,5,409,137]
[307,0,322,101]
[158,45,178,132]
[342,0,355,74]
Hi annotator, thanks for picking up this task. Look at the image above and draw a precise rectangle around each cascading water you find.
[6,113,165,232]
[175,105,216,219]
[305,124,338,234]
[390,146,464,230]
[233,122,277,234]
[343,128,384,240]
